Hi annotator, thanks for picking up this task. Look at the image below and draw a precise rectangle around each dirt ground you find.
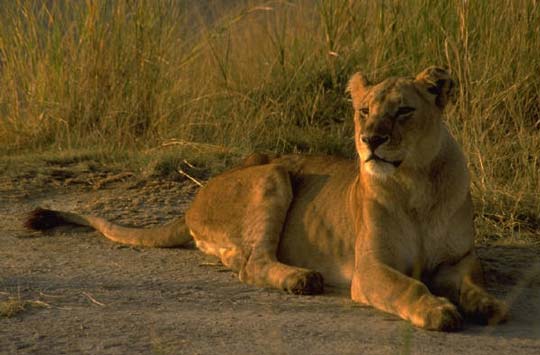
[1,160,540,355]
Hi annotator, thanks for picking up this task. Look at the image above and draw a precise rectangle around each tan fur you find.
[25,67,508,331]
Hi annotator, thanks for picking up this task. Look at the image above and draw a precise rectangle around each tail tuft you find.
[24,208,70,231]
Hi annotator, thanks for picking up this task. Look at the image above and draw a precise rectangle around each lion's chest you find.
[390,168,473,273]
[416,217,471,271]
[400,195,474,274]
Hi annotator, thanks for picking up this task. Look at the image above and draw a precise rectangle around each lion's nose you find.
[361,135,389,150]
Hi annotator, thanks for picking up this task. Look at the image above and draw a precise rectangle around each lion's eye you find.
[396,106,415,117]
[360,107,369,116]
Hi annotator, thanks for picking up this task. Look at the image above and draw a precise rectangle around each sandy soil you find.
[1,161,540,355]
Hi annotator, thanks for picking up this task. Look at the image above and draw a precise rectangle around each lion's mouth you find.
[365,154,402,168]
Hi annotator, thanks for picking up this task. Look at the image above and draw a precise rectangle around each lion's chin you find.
[363,160,397,178]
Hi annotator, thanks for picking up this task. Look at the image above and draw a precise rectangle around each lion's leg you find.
[430,252,508,325]
[236,166,324,295]
[351,258,463,331]
[241,259,324,295]
[188,164,323,295]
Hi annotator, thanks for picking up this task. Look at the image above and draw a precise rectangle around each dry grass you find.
[0,299,27,318]
[0,0,538,243]
[0,298,49,318]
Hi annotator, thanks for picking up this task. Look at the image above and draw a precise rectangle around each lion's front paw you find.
[416,297,463,331]
[283,270,324,295]
[462,292,508,325]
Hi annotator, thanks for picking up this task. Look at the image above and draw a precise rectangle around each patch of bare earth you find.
[1,162,539,355]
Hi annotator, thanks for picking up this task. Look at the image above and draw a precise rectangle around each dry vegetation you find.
[0,0,538,244]
[0,296,49,318]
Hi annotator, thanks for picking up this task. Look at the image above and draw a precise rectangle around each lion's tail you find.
[24,208,192,248]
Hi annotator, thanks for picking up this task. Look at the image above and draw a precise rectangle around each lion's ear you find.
[415,66,457,109]
[347,72,370,111]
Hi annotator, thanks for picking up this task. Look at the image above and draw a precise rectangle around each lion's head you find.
[348,67,456,178]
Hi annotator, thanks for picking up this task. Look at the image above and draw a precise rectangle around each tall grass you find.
[0,0,538,241]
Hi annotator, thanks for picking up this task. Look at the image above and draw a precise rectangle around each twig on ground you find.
[177,168,204,187]
[149,139,230,153]
[182,159,196,169]
[29,300,52,308]
[199,262,222,267]
[39,292,63,298]
[82,292,106,307]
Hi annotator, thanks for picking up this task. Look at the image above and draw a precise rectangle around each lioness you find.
[25,67,508,331]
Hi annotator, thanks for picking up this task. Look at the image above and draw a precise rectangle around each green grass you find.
[0,0,538,243]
